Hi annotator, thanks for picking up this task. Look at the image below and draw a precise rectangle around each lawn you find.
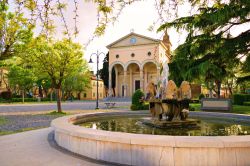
[190,103,250,115]
[0,116,8,125]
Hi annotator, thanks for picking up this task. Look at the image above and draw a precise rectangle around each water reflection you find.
[80,116,250,136]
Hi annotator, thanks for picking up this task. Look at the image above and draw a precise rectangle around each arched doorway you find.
[126,62,142,96]
[110,63,124,97]
[143,61,158,92]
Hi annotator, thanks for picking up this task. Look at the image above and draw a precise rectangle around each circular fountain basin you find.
[51,111,250,166]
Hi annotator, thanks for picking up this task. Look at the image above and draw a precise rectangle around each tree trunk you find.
[50,89,53,102]
[209,89,213,98]
[38,85,43,98]
[22,90,25,103]
[56,88,62,113]
[216,80,221,98]
[112,87,116,97]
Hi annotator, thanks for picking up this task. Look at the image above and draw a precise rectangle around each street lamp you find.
[88,50,107,109]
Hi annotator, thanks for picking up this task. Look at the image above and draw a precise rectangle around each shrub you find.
[11,98,37,102]
[130,89,146,110]
[0,91,11,100]
[199,93,205,100]
[41,98,52,101]
[189,106,195,111]
[233,94,250,105]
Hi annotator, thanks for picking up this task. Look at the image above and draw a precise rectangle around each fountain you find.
[143,62,199,128]
[51,61,250,165]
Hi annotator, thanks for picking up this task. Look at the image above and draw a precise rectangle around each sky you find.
[9,0,250,72]
[52,0,192,72]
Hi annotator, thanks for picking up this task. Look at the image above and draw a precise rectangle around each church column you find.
[140,69,143,90]
[115,67,119,97]
[108,69,112,96]
[144,68,147,92]
[130,68,132,96]
[157,66,161,78]
[123,70,127,97]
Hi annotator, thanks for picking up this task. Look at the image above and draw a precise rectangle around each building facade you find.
[107,32,171,97]
[73,76,105,100]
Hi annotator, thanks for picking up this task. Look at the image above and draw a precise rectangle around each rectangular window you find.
[84,93,87,98]
[93,93,95,97]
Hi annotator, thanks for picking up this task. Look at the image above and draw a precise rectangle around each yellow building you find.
[107,32,171,97]
[75,76,105,100]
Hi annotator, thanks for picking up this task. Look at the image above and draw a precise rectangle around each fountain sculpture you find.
[144,62,198,128]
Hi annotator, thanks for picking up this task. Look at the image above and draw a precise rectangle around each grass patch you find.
[45,111,68,116]
[232,105,250,115]
[190,103,250,115]
[0,116,8,125]
[189,103,201,111]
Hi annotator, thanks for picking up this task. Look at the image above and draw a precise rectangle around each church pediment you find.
[107,32,160,48]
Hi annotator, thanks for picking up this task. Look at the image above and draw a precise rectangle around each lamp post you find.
[88,50,106,109]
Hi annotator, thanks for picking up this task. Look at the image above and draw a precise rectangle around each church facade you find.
[107,32,171,97]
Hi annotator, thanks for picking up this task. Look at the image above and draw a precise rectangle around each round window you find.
[148,51,151,56]
[116,54,119,58]
[131,53,135,57]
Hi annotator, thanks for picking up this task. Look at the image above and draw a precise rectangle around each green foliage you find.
[132,89,144,105]
[159,0,250,97]
[11,98,37,102]
[130,89,146,110]
[99,52,109,88]
[20,37,85,112]
[62,61,91,99]
[46,111,67,116]
[243,102,250,106]
[233,94,250,105]
[0,91,11,100]
[7,65,37,92]
[189,106,195,111]
[199,93,205,100]
[0,116,8,125]
[0,2,33,60]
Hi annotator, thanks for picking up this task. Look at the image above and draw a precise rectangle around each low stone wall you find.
[51,111,250,166]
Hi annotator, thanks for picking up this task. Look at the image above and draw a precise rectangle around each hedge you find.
[130,89,148,110]
[243,101,250,106]
[11,98,37,102]
[233,94,250,105]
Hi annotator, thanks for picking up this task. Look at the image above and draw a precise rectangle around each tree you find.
[62,63,90,100]
[22,37,84,112]
[98,52,116,97]
[0,1,33,61]
[158,0,250,97]
[7,65,37,102]
[99,52,109,89]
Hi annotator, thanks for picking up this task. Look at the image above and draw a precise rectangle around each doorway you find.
[135,80,140,91]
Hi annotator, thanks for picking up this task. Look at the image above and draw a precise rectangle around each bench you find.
[104,102,116,109]
[201,98,232,111]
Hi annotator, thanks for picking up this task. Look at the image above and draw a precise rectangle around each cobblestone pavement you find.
[0,114,62,132]
[0,101,130,113]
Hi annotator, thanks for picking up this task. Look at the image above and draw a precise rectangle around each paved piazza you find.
[0,101,130,114]
[0,128,107,166]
